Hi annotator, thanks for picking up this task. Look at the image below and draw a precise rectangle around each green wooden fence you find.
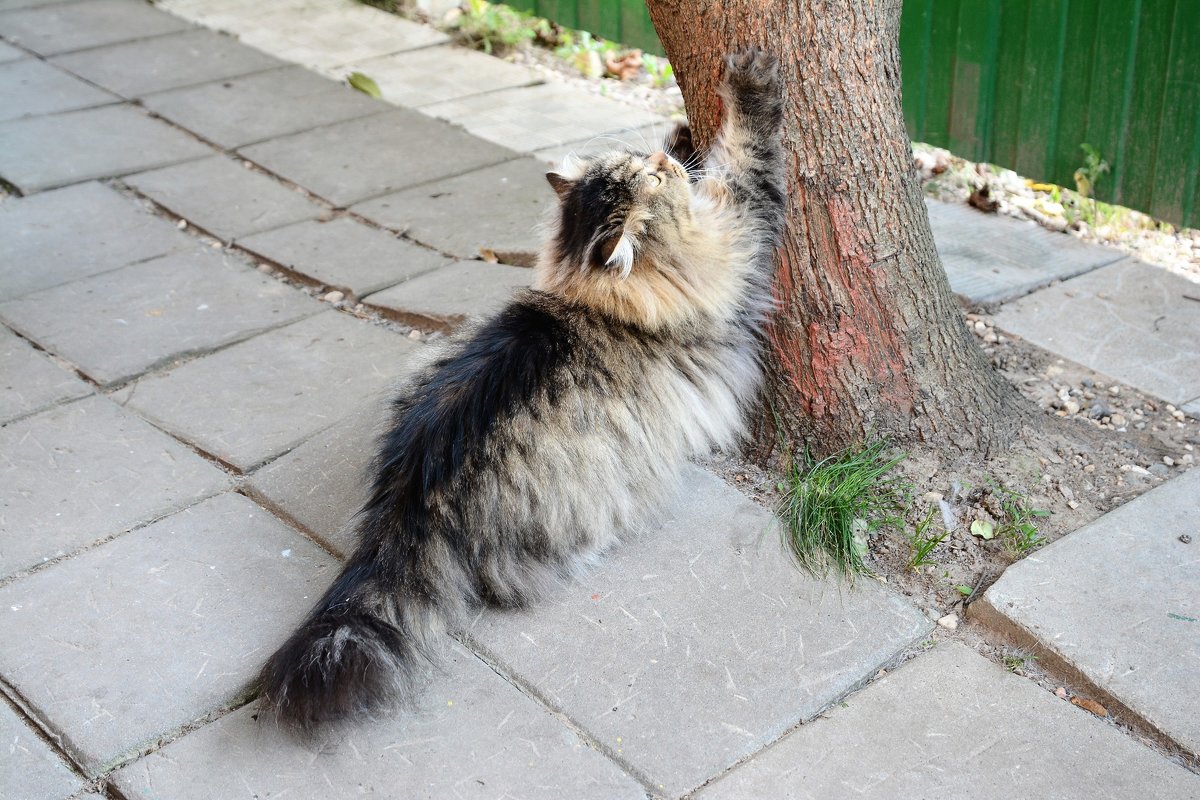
[504,0,1200,228]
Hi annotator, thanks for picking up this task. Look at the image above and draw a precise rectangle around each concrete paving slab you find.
[0,699,82,800]
[0,182,191,301]
[466,467,931,797]
[239,109,516,207]
[232,1,449,73]
[972,467,1200,760]
[994,259,1200,404]
[125,155,323,240]
[345,45,538,108]
[51,28,282,98]
[0,0,70,12]
[363,260,532,331]
[423,82,666,153]
[928,199,1125,304]
[238,216,452,296]
[0,395,228,580]
[697,641,1200,800]
[353,158,552,264]
[0,58,117,121]
[111,644,643,800]
[0,247,323,386]
[0,104,212,193]
[141,65,383,149]
[246,400,385,557]
[0,492,338,777]
[0,40,23,61]
[0,0,191,56]
[0,326,91,424]
[124,311,417,471]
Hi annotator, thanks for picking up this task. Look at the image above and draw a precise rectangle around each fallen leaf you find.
[478,247,499,264]
[970,519,995,540]
[604,49,643,81]
[347,71,381,98]
[1070,696,1108,717]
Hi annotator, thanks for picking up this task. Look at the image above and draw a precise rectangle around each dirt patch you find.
[703,313,1199,620]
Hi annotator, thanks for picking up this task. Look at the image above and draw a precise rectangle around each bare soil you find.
[704,315,1199,620]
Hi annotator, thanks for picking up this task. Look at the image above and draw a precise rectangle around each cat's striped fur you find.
[258,49,786,732]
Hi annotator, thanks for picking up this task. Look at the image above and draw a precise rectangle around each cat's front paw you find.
[721,48,783,129]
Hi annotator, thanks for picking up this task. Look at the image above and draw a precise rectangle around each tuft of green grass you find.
[990,481,1050,555]
[908,508,950,571]
[775,441,909,578]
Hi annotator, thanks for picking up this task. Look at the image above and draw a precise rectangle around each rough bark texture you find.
[646,0,1021,457]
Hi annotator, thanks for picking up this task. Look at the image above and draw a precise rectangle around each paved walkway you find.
[0,0,1197,798]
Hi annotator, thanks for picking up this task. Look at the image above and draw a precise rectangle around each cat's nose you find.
[647,150,669,169]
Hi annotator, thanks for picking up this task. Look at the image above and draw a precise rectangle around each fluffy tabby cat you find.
[259,49,786,732]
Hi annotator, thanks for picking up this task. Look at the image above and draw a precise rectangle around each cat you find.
[258,48,786,732]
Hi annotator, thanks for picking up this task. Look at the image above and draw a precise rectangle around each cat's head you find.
[543,149,693,281]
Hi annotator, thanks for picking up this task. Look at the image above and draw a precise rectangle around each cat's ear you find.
[600,233,635,279]
[545,172,574,200]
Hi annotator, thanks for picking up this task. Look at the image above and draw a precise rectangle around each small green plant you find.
[452,0,547,54]
[908,508,950,571]
[554,29,619,78]
[992,482,1050,555]
[1001,652,1037,673]
[1073,143,1110,226]
[642,53,675,88]
[775,440,909,578]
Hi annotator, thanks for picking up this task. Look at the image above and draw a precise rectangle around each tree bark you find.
[646,0,1022,458]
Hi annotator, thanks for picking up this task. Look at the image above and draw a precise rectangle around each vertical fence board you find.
[947,0,1000,159]
[989,1,1027,170]
[1120,0,1174,213]
[898,0,933,139]
[1148,0,1198,224]
[1050,0,1099,194]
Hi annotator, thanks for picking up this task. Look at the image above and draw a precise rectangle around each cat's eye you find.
[645,173,662,187]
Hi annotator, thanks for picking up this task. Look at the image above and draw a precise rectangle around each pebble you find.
[1149,464,1170,478]
[1110,413,1127,427]
[1109,386,1121,396]
[1067,500,1080,509]
[321,290,345,303]
[176,219,187,230]
[1083,464,1096,473]
[408,329,423,340]
[1063,399,1080,415]
[1055,687,1069,699]
[1163,456,1175,467]
[937,614,959,631]
[257,263,272,273]
[1180,534,1193,545]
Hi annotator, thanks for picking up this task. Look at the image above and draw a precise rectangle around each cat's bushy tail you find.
[257,543,451,733]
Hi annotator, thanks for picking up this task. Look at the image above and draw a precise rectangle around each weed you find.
[775,440,909,578]
[1001,652,1037,673]
[1073,143,1110,226]
[908,508,950,571]
[451,0,548,55]
[991,481,1050,555]
[642,53,675,88]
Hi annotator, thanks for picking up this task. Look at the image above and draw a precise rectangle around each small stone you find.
[1110,413,1127,427]
[1179,534,1192,545]
[1088,403,1111,419]
[937,614,959,631]
[1125,465,1150,476]
[408,329,422,340]
[321,290,345,303]
[1067,500,1079,510]
[983,332,999,344]
[176,219,187,230]
[1162,456,1175,467]
[1063,400,1080,415]
[973,321,987,334]
[1059,484,1075,501]
[1109,386,1120,396]
[1083,464,1096,473]
[1055,687,1068,699]
[1182,454,1195,465]
[257,263,272,273]
[1149,464,1170,478]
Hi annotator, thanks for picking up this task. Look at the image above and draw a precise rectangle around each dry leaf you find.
[604,49,643,81]
[1070,696,1108,717]
[968,185,999,213]
[478,247,499,264]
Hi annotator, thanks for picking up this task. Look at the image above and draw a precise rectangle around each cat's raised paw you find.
[723,48,780,96]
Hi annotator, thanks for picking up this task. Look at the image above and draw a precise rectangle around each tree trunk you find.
[646,0,1022,458]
